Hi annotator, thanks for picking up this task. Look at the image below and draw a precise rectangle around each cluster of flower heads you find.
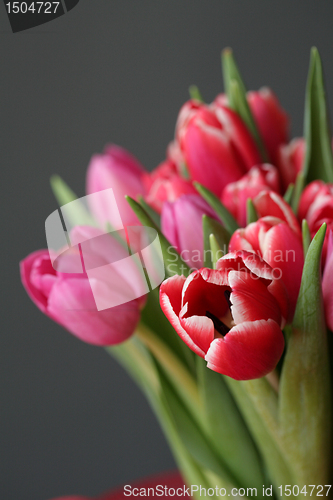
[21,85,333,381]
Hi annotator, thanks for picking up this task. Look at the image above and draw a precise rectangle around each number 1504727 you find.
[5,2,60,14]
[278,485,332,497]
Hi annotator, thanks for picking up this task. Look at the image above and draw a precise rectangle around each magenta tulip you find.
[161,194,218,269]
[160,251,286,380]
[221,164,280,227]
[20,226,146,345]
[86,144,147,228]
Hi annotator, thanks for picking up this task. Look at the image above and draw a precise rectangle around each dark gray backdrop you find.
[1,2,333,499]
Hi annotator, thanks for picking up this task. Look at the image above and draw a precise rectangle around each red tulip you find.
[247,87,289,163]
[175,100,261,197]
[161,194,218,269]
[229,217,303,318]
[20,226,146,345]
[160,251,286,380]
[86,144,147,228]
[276,138,305,190]
[221,164,280,227]
[145,158,196,213]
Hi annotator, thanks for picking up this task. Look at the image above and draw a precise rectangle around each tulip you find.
[247,87,289,163]
[174,99,261,197]
[276,138,305,190]
[229,217,303,318]
[322,231,333,331]
[160,251,286,380]
[86,144,147,228]
[298,180,333,263]
[253,190,301,236]
[161,194,218,269]
[221,164,280,227]
[20,226,146,346]
[145,158,196,213]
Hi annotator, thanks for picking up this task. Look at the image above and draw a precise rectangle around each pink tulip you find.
[174,99,261,197]
[161,194,218,269]
[221,164,280,227]
[322,231,333,331]
[276,138,305,190]
[86,144,147,228]
[145,158,196,213]
[160,251,286,380]
[229,217,303,318]
[247,87,289,163]
[298,180,333,263]
[253,190,301,236]
[20,226,146,345]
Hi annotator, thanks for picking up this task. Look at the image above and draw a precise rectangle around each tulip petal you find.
[254,191,301,236]
[47,278,140,345]
[205,319,284,380]
[228,271,281,325]
[160,275,206,357]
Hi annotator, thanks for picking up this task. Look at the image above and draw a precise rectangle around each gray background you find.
[1,1,333,499]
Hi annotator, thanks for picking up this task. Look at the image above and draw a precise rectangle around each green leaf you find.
[156,362,239,489]
[126,196,191,277]
[135,324,205,430]
[302,219,311,257]
[283,183,294,205]
[194,183,239,234]
[246,198,258,225]
[222,49,269,162]
[291,171,305,214]
[107,340,210,498]
[137,195,161,227]
[196,358,265,494]
[279,223,331,485]
[202,215,230,268]
[209,234,222,269]
[303,47,333,184]
[225,377,294,496]
[50,175,95,226]
[189,85,204,102]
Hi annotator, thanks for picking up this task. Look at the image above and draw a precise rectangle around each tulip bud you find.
[247,87,289,164]
[160,251,286,380]
[161,194,218,269]
[221,164,280,227]
[86,144,147,228]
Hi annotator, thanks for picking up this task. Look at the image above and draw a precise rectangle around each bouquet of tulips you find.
[21,47,333,499]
